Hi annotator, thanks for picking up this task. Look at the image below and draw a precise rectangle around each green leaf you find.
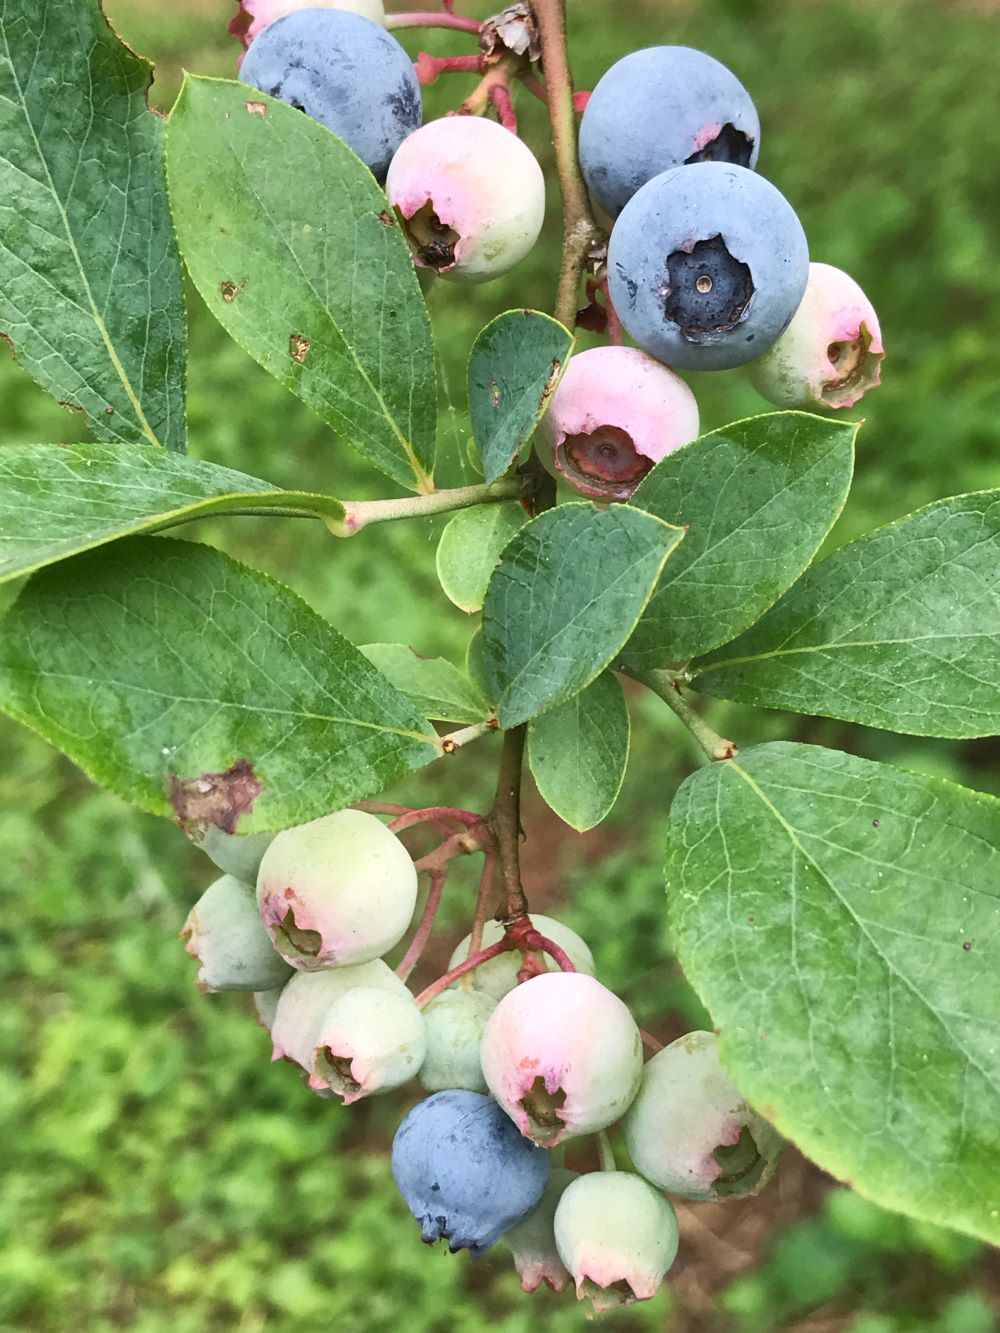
[527,671,629,831]
[693,491,1000,738]
[468,311,573,485]
[165,77,435,491]
[360,643,492,724]
[623,412,856,668]
[667,742,1000,1245]
[0,0,186,450]
[0,442,347,584]
[0,537,438,832]
[436,503,527,614]
[483,503,684,728]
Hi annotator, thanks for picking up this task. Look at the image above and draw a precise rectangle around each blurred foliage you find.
[0,0,998,1328]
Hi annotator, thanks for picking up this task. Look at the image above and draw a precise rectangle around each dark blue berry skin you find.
[579,46,760,218]
[391,1091,550,1256]
[608,162,809,371]
[240,9,421,181]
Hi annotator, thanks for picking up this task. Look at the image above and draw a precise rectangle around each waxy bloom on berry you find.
[386,117,546,283]
[480,972,643,1145]
[538,345,700,501]
[554,1171,679,1311]
[182,875,291,993]
[749,262,884,409]
[392,1090,550,1255]
[624,1030,781,1200]
[257,809,418,970]
[309,985,426,1103]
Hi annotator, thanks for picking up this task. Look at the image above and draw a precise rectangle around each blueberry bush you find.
[0,0,997,1318]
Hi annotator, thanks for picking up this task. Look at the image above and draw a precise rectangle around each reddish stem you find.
[573,90,591,113]
[396,870,447,981]
[386,805,481,834]
[603,277,625,346]
[640,1029,665,1054]
[415,51,483,85]
[415,938,511,1007]
[386,11,481,33]
[489,82,518,133]
[530,932,577,972]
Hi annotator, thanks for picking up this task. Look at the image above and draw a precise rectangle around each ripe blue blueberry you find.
[391,1090,550,1256]
[239,8,421,180]
[579,46,760,217]
[608,162,809,371]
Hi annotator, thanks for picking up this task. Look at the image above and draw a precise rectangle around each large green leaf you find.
[435,503,527,614]
[0,0,186,450]
[0,537,438,832]
[482,503,684,728]
[0,442,347,583]
[468,311,573,484]
[527,671,629,831]
[693,492,1000,738]
[667,743,1000,1245]
[360,643,492,725]
[166,77,435,491]
[624,412,856,668]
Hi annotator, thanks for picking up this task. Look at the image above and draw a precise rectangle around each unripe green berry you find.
[181,875,291,992]
[309,985,426,1103]
[270,960,408,1069]
[419,988,497,1093]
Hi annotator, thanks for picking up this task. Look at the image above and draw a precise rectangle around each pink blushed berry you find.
[749,262,884,409]
[538,346,700,501]
[385,117,546,284]
[480,972,643,1145]
[256,809,418,970]
[270,959,408,1069]
[505,1168,578,1293]
[554,1171,679,1312]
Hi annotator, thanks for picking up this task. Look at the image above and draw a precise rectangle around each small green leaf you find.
[465,626,491,700]
[436,503,527,614]
[483,503,684,728]
[693,491,1000,738]
[624,412,856,668]
[0,442,346,584]
[468,311,573,484]
[0,537,438,832]
[0,0,186,449]
[360,644,493,724]
[528,672,629,831]
[166,77,435,490]
[667,742,1000,1245]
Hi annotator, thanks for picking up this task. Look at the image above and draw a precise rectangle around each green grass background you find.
[1,0,999,1328]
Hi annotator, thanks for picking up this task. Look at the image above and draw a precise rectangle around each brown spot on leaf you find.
[540,357,562,407]
[0,331,15,359]
[170,759,262,834]
[245,100,267,115]
[289,333,310,363]
[378,209,396,227]
[221,281,239,302]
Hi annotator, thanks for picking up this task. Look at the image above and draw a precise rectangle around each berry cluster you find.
[233,3,882,507]
[183,805,780,1311]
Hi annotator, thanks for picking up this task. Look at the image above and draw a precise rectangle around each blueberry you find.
[239,8,421,180]
[608,162,809,371]
[579,46,760,218]
[391,1090,550,1255]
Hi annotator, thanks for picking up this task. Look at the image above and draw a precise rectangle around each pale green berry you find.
[505,1168,578,1293]
[419,988,497,1093]
[181,875,291,992]
[270,960,407,1069]
[310,985,426,1103]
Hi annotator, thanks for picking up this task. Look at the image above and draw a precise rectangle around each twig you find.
[332,476,521,537]
[489,725,528,917]
[631,669,738,763]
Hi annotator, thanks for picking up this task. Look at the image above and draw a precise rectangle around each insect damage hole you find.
[398,200,461,272]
